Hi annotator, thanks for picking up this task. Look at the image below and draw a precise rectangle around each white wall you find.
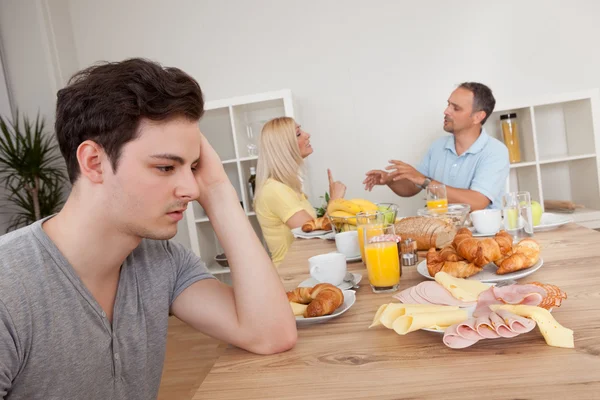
[3,0,600,221]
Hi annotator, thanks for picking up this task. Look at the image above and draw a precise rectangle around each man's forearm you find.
[387,179,422,197]
[200,183,296,348]
[444,184,490,211]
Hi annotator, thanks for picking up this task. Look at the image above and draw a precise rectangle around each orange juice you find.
[427,198,448,213]
[357,224,384,262]
[364,242,400,287]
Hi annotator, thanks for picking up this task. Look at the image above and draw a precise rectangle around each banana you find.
[328,210,357,225]
[327,198,362,215]
[349,198,378,212]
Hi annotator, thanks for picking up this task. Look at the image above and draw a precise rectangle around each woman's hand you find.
[328,169,346,200]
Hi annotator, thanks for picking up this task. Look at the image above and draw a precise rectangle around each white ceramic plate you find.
[534,213,573,232]
[298,273,362,291]
[416,258,544,283]
[468,227,498,237]
[291,227,333,239]
[295,290,356,326]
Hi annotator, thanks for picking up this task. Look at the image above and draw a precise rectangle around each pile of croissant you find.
[426,228,541,278]
[287,283,344,318]
[302,217,332,233]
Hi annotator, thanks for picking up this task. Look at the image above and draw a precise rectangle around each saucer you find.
[298,273,362,290]
[344,254,362,262]
[468,227,498,237]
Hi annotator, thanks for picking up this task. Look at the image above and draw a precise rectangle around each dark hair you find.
[458,82,495,125]
[55,58,204,184]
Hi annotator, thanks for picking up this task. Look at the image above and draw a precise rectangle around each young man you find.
[364,82,509,210]
[0,58,296,399]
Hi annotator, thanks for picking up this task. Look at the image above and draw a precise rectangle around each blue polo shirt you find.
[416,129,509,209]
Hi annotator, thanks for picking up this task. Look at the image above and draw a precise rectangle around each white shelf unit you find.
[184,89,295,275]
[486,89,600,229]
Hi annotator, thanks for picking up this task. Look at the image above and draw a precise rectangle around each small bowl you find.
[417,203,471,227]
[376,202,400,224]
[214,253,229,267]
[326,214,358,233]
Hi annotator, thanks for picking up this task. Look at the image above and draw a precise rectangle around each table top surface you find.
[193,224,600,400]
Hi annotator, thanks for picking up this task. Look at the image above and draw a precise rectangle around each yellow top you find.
[254,179,316,266]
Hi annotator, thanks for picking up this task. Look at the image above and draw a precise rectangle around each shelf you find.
[195,216,210,223]
[207,263,231,275]
[509,161,537,169]
[538,153,596,165]
[222,158,237,164]
[239,156,258,162]
[247,212,256,216]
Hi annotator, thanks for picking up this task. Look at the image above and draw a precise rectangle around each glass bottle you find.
[500,113,521,163]
[248,167,256,199]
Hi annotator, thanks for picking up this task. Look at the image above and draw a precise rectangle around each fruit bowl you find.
[416,203,471,227]
[326,214,358,233]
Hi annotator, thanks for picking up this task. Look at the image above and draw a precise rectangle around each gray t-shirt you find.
[0,218,214,399]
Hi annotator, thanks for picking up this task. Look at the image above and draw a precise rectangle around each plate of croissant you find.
[287,283,356,326]
[291,217,333,239]
[419,228,544,282]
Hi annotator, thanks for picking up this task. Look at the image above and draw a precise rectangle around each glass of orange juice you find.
[363,223,401,293]
[426,183,448,213]
[356,211,384,263]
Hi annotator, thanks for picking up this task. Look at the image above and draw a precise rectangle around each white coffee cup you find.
[471,209,503,235]
[308,252,347,286]
[334,231,360,258]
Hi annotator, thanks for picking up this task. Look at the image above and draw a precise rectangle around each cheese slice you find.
[491,304,574,348]
[379,304,460,329]
[392,309,468,335]
[369,304,389,328]
[290,302,308,317]
[434,271,490,302]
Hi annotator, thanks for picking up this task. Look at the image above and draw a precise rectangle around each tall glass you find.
[426,183,448,213]
[356,211,384,263]
[502,191,534,240]
[363,223,401,293]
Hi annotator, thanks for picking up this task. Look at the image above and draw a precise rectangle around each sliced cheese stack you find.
[491,304,574,348]
[434,271,490,302]
[370,303,468,335]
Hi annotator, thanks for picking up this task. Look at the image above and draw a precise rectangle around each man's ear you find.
[472,110,487,125]
[76,140,106,183]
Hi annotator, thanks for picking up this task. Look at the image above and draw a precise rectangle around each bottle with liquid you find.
[248,167,256,199]
[246,125,258,157]
[500,113,521,163]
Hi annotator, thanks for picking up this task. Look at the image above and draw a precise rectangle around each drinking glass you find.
[356,211,384,263]
[426,183,448,213]
[502,191,534,240]
[363,223,401,293]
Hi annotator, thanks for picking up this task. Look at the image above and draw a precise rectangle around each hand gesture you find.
[328,169,346,200]
[363,169,390,192]
[385,160,425,185]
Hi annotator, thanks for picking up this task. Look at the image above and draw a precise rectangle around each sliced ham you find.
[455,320,482,341]
[492,285,547,306]
[489,312,520,338]
[474,315,501,339]
[473,287,497,317]
[393,282,474,307]
[443,325,480,349]
[495,309,536,334]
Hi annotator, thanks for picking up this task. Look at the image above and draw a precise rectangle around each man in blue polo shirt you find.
[364,82,509,210]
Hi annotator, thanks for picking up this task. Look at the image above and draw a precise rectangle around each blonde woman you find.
[254,117,346,266]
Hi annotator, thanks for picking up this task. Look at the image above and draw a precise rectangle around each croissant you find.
[426,248,482,278]
[453,228,512,267]
[286,283,344,318]
[301,217,333,233]
[495,239,540,275]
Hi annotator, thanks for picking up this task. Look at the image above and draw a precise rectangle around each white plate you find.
[345,254,362,262]
[291,227,334,239]
[298,273,362,290]
[534,213,573,232]
[295,290,356,326]
[468,227,498,237]
[416,258,544,283]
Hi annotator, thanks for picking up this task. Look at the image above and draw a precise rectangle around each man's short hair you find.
[55,58,204,184]
[458,82,495,125]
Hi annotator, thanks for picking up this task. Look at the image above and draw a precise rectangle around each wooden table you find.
[193,224,600,399]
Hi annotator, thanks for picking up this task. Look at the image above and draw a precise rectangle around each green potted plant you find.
[0,112,67,232]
